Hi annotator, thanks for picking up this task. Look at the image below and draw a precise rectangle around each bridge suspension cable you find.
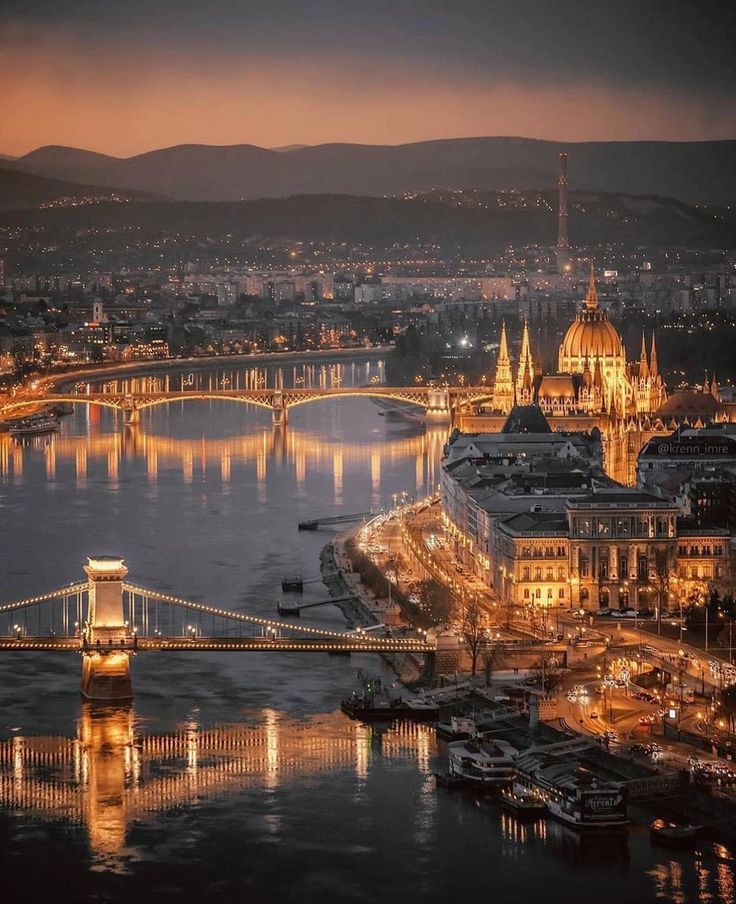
[123,583,397,643]
[0,583,88,615]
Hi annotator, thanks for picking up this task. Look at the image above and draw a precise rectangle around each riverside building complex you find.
[442,272,734,614]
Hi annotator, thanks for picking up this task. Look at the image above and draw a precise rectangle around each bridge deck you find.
[0,636,433,653]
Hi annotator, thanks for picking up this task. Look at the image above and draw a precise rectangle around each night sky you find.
[2,0,735,156]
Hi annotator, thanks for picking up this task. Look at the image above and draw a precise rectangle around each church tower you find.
[490,322,515,414]
[516,319,534,401]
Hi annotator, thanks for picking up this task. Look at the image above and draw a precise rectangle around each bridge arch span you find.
[282,389,429,411]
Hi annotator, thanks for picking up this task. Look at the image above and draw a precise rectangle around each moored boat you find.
[500,781,548,818]
[340,675,438,722]
[436,715,475,741]
[650,819,702,847]
[515,742,628,830]
[447,734,517,788]
[10,413,59,438]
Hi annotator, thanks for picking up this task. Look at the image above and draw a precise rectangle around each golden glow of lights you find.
[0,707,438,869]
[333,447,343,502]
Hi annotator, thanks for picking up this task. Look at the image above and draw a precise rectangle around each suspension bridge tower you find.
[81,556,133,702]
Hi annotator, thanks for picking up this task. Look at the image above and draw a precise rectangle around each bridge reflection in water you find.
[0,706,433,868]
[0,423,447,503]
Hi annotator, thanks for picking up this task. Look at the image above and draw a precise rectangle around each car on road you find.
[589,711,599,719]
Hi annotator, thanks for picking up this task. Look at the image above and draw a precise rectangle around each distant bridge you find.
[1,385,491,425]
[0,556,435,701]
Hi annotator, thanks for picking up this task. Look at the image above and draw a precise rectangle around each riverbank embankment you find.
[320,523,426,685]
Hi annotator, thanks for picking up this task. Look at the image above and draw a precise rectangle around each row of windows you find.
[572,517,674,539]
[519,546,567,558]
[522,566,566,581]
[680,565,723,580]
[523,588,566,600]
[677,545,723,557]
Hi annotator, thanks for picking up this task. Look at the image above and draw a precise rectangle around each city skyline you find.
[2,0,735,156]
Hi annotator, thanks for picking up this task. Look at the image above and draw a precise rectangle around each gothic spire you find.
[649,332,658,379]
[639,331,649,380]
[584,263,598,311]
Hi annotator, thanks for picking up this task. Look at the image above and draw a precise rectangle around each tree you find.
[684,585,725,645]
[462,599,486,677]
[649,546,672,634]
[480,638,501,687]
[531,655,563,695]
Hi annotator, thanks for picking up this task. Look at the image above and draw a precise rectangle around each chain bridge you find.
[1,385,491,425]
[0,556,435,701]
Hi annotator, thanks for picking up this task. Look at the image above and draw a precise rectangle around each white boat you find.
[10,414,59,438]
[515,743,628,830]
[447,735,517,787]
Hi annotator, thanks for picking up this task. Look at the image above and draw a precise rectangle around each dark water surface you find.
[0,356,733,903]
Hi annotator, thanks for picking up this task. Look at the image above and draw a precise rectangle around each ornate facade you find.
[462,269,668,484]
[491,268,666,421]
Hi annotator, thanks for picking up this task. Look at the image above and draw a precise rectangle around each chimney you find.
[556,152,570,274]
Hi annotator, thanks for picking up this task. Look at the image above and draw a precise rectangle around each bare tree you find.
[648,545,672,634]
[462,599,486,677]
[480,639,501,687]
[531,654,562,695]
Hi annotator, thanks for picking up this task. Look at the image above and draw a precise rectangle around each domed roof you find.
[559,269,624,362]
[501,405,552,434]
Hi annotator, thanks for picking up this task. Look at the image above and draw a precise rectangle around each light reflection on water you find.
[0,356,733,902]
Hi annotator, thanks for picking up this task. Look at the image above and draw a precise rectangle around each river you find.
[0,353,733,903]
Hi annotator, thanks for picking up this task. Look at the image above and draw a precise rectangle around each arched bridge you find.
[0,556,436,702]
[1,385,491,425]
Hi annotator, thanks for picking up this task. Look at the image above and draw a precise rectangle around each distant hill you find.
[6,137,735,205]
[3,189,734,253]
[0,167,164,211]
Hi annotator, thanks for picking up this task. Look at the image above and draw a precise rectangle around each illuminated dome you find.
[559,269,624,366]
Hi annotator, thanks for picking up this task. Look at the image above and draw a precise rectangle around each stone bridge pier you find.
[81,557,134,702]
[121,403,141,426]
[271,389,288,426]
[425,388,452,422]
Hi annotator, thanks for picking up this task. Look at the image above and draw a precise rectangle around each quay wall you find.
[320,527,426,686]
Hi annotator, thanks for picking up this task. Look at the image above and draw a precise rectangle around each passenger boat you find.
[447,734,517,787]
[650,819,702,847]
[500,781,548,818]
[515,743,628,830]
[340,676,438,722]
[9,413,59,438]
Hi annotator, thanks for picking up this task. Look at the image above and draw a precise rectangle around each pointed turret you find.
[490,321,515,414]
[649,332,658,380]
[711,374,719,400]
[498,319,510,365]
[639,331,649,381]
[704,371,710,393]
[584,263,598,311]
[516,319,534,396]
